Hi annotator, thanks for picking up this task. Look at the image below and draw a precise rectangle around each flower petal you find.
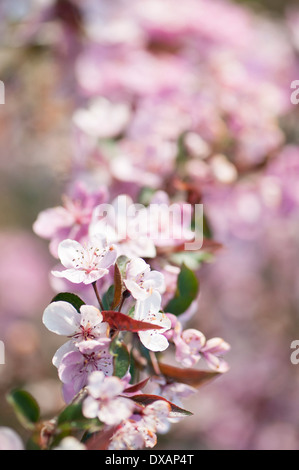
[57,239,84,269]
[43,301,81,336]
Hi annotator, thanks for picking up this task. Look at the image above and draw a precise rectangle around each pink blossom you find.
[42,301,110,367]
[89,194,156,258]
[135,292,171,352]
[124,258,165,301]
[59,341,113,403]
[173,321,230,372]
[52,237,117,285]
[139,400,172,448]
[200,337,231,373]
[108,420,145,450]
[147,376,196,410]
[33,182,108,258]
[83,371,135,425]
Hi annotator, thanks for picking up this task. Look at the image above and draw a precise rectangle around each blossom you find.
[134,292,171,351]
[108,400,171,450]
[0,427,24,451]
[33,182,108,258]
[200,337,231,373]
[173,321,230,372]
[51,237,117,285]
[73,97,131,139]
[54,437,86,451]
[147,376,196,409]
[42,301,110,367]
[58,341,114,403]
[108,420,145,450]
[89,194,156,259]
[83,371,135,425]
[139,400,172,448]
[124,258,165,300]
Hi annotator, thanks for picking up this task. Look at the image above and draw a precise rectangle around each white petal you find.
[97,246,118,270]
[52,340,78,368]
[135,292,162,321]
[86,370,105,398]
[82,396,100,419]
[144,271,166,294]
[124,279,148,300]
[83,269,109,284]
[43,301,81,336]
[80,305,103,328]
[52,268,87,284]
[58,239,84,269]
[139,330,169,352]
[126,258,149,279]
[98,398,133,425]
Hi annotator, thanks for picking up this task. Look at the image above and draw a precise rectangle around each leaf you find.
[51,293,85,312]
[158,362,219,387]
[57,403,84,426]
[116,255,130,278]
[170,251,213,270]
[165,264,199,316]
[111,264,123,309]
[102,311,163,332]
[124,377,150,394]
[102,285,115,310]
[86,427,118,450]
[57,403,101,432]
[110,340,130,378]
[7,389,40,429]
[131,394,193,418]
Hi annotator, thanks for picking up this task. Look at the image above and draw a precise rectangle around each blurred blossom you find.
[0,427,24,451]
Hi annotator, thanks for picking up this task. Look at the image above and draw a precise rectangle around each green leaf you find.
[116,255,130,278]
[57,403,102,432]
[110,339,130,378]
[165,264,199,316]
[57,403,84,426]
[51,293,85,312]
[170,251,213,270]
[7,389,40,429]
[102,285,115,310]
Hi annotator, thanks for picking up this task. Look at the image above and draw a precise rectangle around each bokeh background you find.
[1,0,299,450]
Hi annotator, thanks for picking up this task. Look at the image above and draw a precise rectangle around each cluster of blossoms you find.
[34,210,229,448]
[2,203,230,449]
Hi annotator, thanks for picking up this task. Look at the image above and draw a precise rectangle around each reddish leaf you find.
[124,377,150,395]
[111,264,123,310]
[102,311,163,332]
[86,426,117,451]
[159,362,219,387]
[131,394,193,417]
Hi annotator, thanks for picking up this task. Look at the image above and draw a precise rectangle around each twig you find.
[92,281,104,311]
